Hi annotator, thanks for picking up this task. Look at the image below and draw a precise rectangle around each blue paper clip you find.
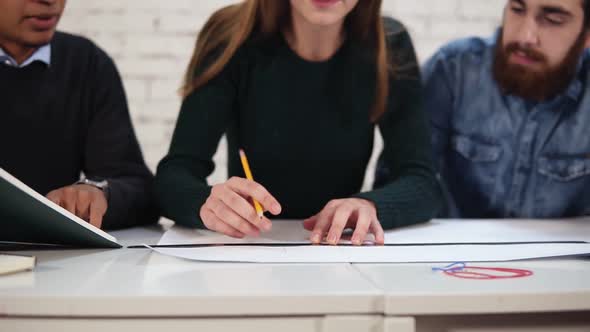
[432,262,466,273]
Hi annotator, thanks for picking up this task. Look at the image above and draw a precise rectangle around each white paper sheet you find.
[384,218,590,244]
[158,220,318,246]
[151,219,590,263]
[150,243,590,263]
[158,219,590,246]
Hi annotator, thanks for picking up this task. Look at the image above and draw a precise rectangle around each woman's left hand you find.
[303,198,385,246]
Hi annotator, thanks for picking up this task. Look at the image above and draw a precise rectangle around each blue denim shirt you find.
[423,34,590,218]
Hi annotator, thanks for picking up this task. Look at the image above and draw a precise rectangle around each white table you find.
[1,226,589,332]
[0,226,386,332]
[356,259,590,332]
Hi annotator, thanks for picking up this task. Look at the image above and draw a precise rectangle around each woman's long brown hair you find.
[182,0,391,122]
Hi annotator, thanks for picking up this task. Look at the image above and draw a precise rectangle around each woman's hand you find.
[200,177,282,238]
[304,198,384,246]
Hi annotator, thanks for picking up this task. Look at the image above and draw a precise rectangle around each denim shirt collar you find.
[563,57,585,102]
[0,44,51,68]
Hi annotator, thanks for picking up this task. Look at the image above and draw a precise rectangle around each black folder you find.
[0,168,121,248]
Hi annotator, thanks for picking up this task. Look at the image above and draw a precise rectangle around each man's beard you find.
[493,30,587,102]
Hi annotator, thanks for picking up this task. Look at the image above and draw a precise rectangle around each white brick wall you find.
[58,0,504,188]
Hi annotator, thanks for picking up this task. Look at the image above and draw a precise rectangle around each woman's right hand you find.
[200,177,282,238]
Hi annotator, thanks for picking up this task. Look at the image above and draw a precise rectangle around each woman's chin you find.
[303,12,348,27]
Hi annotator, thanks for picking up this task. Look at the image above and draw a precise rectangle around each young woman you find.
[155,0,442,245]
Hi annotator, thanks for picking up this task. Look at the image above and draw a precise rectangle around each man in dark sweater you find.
[0,0,158,229]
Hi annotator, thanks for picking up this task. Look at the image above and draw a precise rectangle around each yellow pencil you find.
[239,149,264,218]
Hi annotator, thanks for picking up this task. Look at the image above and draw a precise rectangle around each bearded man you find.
[377,0,590,218]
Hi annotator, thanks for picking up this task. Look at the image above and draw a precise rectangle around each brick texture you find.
[58,0,504,188]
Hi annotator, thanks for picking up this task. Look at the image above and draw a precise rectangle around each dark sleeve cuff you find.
[101,177,159,230]
[353,175,442,230]
[154,170,211,229]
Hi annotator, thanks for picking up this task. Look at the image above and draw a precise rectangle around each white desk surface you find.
[355,258,590,316]
[1,225,589,320]
[0,226,382,318]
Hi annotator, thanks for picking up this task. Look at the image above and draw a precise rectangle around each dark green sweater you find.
[155,18,442,229]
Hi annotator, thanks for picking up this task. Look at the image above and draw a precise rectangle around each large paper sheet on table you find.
[159,220,319,246]
[151,219,590,263]
[150,243,590,263]
[158,219,590,245]
[385,218,590,244]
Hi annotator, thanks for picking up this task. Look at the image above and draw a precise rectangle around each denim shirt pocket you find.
[449,134,502,214]
[535,155,590,217]
[452,135,502,162]
[538,156,590,182]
